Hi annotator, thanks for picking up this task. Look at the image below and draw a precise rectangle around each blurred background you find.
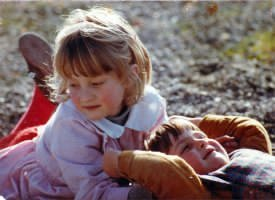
[0,1,274,148]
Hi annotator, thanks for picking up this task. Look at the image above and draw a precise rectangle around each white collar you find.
[90,85,167,138]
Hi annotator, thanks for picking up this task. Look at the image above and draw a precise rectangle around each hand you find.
[215,135,239,153]
[103,149,122,178]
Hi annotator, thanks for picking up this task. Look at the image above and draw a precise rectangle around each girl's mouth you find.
[83,105,101,110]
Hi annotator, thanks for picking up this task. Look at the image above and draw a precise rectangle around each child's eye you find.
[91,81,104,86]
[181,145,190,153]
[68,83,79,88]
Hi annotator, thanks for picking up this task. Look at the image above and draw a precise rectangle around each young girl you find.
[104,115,274,199]
[0,7,168,200]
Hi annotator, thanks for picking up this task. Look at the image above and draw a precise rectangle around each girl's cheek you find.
[68,92,74,99]
[69,91,79,103]
[68,88,78,97]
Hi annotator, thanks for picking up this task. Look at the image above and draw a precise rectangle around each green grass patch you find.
[224,30,275,64]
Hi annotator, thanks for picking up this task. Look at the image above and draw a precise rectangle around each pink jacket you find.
[0,86,167,200]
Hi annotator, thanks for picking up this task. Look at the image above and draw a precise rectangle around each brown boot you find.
[18,32,53,98]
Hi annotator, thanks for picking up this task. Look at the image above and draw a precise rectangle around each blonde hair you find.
[49,7,152,105]
[146,117,201,153]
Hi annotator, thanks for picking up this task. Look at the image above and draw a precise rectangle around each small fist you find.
[215,135,239,153]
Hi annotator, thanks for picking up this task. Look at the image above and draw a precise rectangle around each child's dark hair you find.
[145,117,200,153]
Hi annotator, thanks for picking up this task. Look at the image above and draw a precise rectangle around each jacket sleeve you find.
[117,150,211,200]
[198,114,272,154]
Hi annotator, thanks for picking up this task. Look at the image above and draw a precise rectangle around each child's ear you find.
[130,64,138,77]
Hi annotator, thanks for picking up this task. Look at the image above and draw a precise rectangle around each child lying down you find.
[104,114,274,199]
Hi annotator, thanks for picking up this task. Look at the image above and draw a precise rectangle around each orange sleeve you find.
[198,114,272,154]
[118,150,210,200]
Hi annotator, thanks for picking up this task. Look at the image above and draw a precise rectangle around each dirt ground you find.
[0,1,274,151]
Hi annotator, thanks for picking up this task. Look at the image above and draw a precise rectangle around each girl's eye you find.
[91,81,104,86]
[69,83,78,88]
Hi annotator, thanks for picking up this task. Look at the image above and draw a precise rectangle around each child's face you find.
[167,122,229,174]
[67,72,125,120]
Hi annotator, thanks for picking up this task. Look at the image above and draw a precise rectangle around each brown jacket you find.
[117,114,272,200]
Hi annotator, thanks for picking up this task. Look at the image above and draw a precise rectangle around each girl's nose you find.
[79,87,95,101]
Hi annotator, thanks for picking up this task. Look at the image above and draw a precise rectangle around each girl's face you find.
[168,124,229,174]
[67,72,125,120]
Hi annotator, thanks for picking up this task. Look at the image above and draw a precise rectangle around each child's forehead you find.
[169,116,206,137]
[68,71,116,81]
[168,128,192,148]
[60,55,114,79]
[178,128,195,141]
[181,129,206,138]
[170,117,196,129]
[173,129,206,148]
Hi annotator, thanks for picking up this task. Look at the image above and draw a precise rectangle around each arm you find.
[104,150,210,200]
[198,114,272,154]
